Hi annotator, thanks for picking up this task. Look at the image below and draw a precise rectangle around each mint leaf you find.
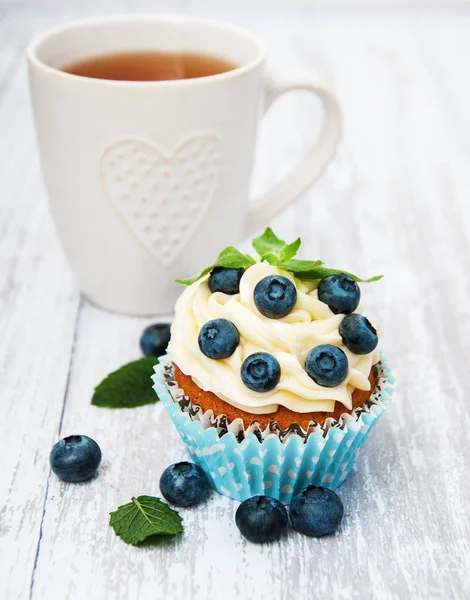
[175,266,213,286]
[91,357,159,409]
[252,227,286,262]
[109,496,183,545]
[283,237,302,262]
[279,262,383,283]
[215,246,256,268]
[174,228,383,286]
[252,227,301,264]
[175,246,255,285]
[278,259,324,272]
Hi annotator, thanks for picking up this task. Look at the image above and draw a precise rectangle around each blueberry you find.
[254,275,297,319]
[318,275,360,315]
[339,313,378,355]
[50,435,101,482]
[241,352,281,392]
[209,267,244,295]
[235,495,288,543]
[140,323,171,357]
[305,344,348,387]
[159,462,210,507]
[198,319,239,359]
[290,485,344,537]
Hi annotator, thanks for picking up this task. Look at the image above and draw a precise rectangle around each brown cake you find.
[174,365,376,429]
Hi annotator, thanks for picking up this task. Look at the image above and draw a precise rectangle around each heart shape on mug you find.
[101,136,221,266]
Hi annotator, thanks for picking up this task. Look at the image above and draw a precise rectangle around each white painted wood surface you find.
[1,2,470,599]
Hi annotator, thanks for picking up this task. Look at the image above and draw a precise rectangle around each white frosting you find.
[169,262,380,414]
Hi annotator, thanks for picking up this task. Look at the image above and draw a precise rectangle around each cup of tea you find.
[27,15,341,315]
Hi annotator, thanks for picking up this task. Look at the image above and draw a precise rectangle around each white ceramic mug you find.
[27,15,341,315]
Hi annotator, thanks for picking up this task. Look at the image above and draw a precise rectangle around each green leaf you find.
[252,227,301,264]
[277,259,324,272]
[174,228,383,287]
[252,227,287,262]
[283,237,302,262]
[215,246,257,268]
[109,495,183,545]
[279,263,383,283]
[175,266,213,287]
[175,246,256,285]
[91,357,159,409]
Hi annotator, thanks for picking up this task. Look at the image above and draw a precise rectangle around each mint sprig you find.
[109,496,182,545]
[91,357,159,409]
[252,227,301,264]
[277,261,382,283]
[176,227,382,285]
[175,246,256,286]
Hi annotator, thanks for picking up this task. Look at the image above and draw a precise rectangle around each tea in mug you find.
[62,50,237,81]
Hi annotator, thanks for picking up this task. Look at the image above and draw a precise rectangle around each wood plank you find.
[0,48,80,600]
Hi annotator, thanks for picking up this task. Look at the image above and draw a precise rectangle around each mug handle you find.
[245,70,341,235]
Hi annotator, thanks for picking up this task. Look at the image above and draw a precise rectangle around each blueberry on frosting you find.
[241,352,281,392]
[198,319,239,359]
[305,344,348,387]
[172,229,383,416]
[317,275,360,315]
[339,314,378,355]
[209,267,244,295]
[254,275,297,319]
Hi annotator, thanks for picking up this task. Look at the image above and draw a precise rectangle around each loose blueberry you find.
[159,462,210,507]
[290,485,344,537]
[339,313,378,355]
[317,274,360,315]
[50,435,102,482]
[254,275,297,319]
[235,495,288,543]
[198,319,239,359]
[140,323,171,358]
[241,352,281,392]
[305,344,348,387]
[209,267,244,295]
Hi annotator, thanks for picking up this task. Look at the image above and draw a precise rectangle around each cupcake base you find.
[174,365,376,430]
[152,354,394,504]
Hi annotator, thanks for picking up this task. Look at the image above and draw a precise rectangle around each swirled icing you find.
[169,262,380,414]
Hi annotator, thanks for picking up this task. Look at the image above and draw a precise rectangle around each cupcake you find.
[153,229,394,504]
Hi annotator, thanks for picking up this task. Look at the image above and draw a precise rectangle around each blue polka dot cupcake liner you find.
[152,354,394,504]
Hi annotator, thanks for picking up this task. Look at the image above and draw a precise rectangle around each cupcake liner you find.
[152,354,394,504]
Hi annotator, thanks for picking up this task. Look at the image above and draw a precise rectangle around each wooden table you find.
[1,2,469,599]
